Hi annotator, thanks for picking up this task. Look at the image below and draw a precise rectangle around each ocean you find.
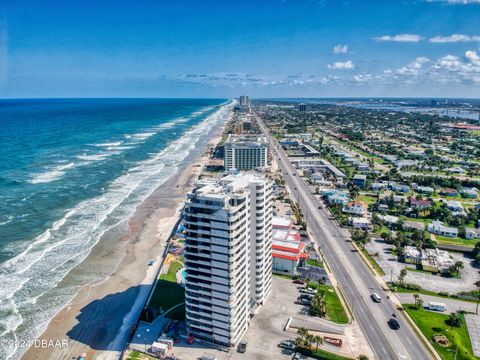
[0,98,232,359]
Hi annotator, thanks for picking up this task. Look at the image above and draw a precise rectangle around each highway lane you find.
[256,115,432,360]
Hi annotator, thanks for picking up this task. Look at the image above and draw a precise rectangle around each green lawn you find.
[309,283,349,324]
[390,284,478,304]
[360,247,386,276]
[148,280,185,316]
[126,350,157,360]
[405,305,476,360]
[307,258,324,268]
[160,260,184,282]
[405,265,437,275]
[273,272,295,280]
[435,235,477,248]
[148,259,186,319]
[399,216,430,225]
[297,347,354,360]
[356,194,377,205]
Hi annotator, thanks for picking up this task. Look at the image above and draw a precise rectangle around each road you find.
[255,114,433,360]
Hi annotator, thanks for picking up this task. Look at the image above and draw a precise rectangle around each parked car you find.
[293,279,305,285]
[237,341,247,353]
[388,318,400,330]
[293,352,305,360]
[279,340,296,350]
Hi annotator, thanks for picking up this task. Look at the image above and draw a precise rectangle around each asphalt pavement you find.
[256,114,433,360]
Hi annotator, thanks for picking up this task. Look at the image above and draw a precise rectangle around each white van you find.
[371,293,381,303]
[428,301,447,312]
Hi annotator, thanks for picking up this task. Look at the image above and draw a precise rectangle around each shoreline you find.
[21,118,226,360]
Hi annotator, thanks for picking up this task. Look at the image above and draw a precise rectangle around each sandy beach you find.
[22,123,225,360]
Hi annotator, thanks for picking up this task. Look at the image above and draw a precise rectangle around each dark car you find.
[237,341,247,353]
[388,318,400,330]
[292,279,305,284]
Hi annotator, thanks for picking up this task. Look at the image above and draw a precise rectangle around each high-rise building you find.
[224,134,268,171]
[239,95,250,107]
[183,173,273,347]
[298,103,307,112]
[238,95,251,114]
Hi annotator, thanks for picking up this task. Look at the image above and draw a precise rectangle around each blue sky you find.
[1,0,480,98]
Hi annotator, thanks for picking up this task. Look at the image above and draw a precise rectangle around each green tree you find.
[312,335,323,350]
[448,312,462,328]
[398,269,407,285]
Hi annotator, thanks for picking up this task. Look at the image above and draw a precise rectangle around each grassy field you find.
[405,266,437,275]
[435,235,477,248]
[309,283,349,324]
[273,272,295,280]
[405,305,476,360]
[148,280,185,315]
[125,350,157,360]
[307,258,324,268]
[356,194,377,205]
[148,259,186,319]
[160,260,183,282]
[297,347,354,360]
[360,247,386,276]
[390,284,478,304]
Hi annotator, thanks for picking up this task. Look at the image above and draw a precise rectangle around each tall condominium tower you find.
[224,134,268,171]
[183,173,273,347]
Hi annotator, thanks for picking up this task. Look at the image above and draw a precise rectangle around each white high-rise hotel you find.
[224,134,268,171]
[184,173,273,347]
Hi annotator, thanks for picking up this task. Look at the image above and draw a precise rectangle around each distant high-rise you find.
[224,134,268,171]
[298,103,307,112]
[239,95,251,114]
[184,173,273,347]
[239,95,250,107]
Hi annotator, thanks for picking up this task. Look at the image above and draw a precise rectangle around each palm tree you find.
[449,261,464,277]
[398,269,407,285]
[305,334,314,348]
[417,298,424,310]
[413,293,420,309]
[297,327,308,341]
[313,335,323,350]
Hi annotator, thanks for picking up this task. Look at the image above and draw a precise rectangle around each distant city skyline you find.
[1,0,480,98]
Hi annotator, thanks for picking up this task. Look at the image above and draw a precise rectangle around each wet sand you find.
[22,125,225,360]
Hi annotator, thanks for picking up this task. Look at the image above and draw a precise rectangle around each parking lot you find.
[172,276,300,360]
[366,238,479,293]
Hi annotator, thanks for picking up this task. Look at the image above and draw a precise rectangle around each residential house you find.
[427,220,458,238]
[342,201,367,216]
[466,228,480,240]
[440,188,459,197]
[461,187,479,199]
[351,217,371,230]
[410,198,432,210]
[351,174,367,188]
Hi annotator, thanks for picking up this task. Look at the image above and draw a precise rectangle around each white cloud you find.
[373,34,422,42]
[327,60,354,69]
[430,50,480,83]
[430,34,480,43]
[465,50,480,65]
[333,44,348,54]
[396,57,430,76]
